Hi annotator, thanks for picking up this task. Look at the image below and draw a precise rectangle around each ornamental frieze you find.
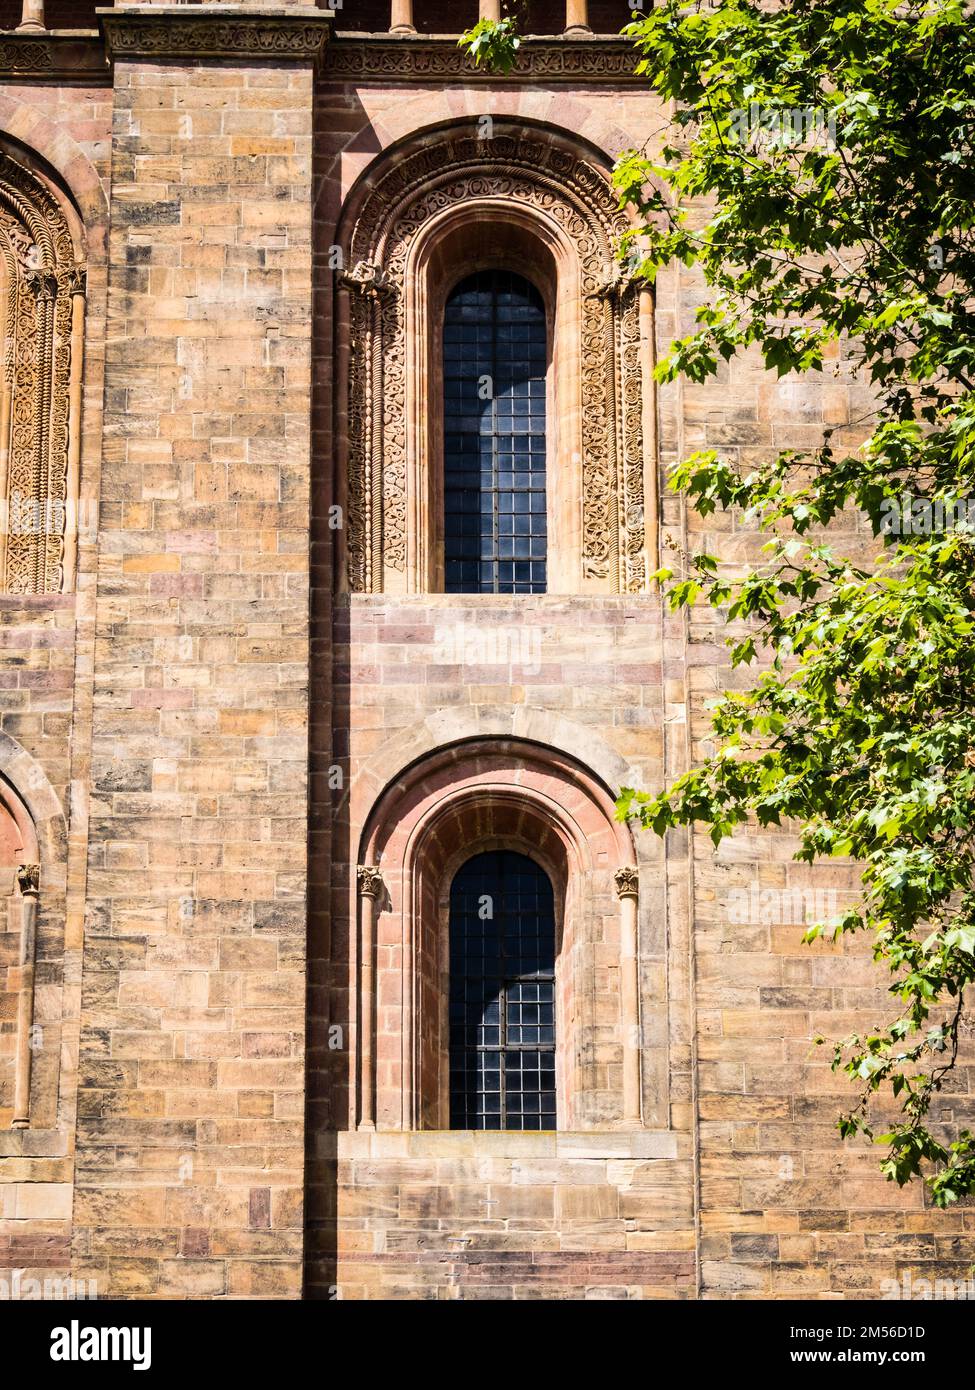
[325,36,643,84]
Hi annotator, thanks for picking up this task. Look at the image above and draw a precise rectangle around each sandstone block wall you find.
[73,52,316,1300]
[0,18,970,1302]
[336,1130,695,1300]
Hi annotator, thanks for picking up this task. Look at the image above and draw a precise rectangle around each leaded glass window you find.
[442,270,548,594]
[449,850,557,1130]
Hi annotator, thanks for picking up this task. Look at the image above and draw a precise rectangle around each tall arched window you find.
[0,150,86,594]
[449,850,556,1130]
[442,271,548,595]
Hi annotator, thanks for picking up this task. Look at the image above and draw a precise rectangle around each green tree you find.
[614,0,975,1205]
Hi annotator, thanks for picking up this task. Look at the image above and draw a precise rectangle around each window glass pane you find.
[449,850,557,1130]
[443,271,548,595]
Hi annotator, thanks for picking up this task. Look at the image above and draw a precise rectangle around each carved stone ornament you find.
[102,8,331,67]
[0,151,83,594]
[16,862,40,894]
[0,34,106,80]
[340,126,647,594]
[357,865,384,899]
[325,37,645,85]
[614,866,639,901]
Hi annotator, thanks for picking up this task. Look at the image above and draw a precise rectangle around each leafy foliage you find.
[458,17,522,75]
[614,0,975,1205]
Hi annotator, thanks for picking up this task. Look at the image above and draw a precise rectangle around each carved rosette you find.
[0,152,83,595]
[340,128,648,594]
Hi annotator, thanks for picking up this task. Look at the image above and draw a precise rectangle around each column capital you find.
[357,864,384,900]
[614,865,639,901]
[16,862,40,895]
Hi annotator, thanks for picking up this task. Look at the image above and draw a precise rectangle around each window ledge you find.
[339,1129,682,1161]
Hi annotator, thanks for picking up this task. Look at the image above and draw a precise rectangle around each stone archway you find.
[353,736,641,1132]
[334,119,652,596]
[0,145,87,594]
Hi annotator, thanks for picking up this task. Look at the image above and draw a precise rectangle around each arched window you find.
[449,849,556,1130]
[0,149,86,594]
[443,271,548,595]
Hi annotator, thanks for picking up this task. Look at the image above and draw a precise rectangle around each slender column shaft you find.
[565,0,590,32]
[390,0,414,33]
[11,864,40,1129]
[614,867,642,1126]
[480,0,502,21]
[16,0,45,32]
[357,866,383,1130]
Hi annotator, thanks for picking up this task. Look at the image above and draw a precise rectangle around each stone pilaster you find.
[75,7,325,1299]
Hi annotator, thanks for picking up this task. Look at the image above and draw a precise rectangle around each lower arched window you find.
[448,850,556,1130]
[442,270,548,594]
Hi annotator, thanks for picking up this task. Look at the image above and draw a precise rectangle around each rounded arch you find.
[335,112,625,240]
[334,117,650,596]
[0,734,64,1130]
[349,704,641,838]
[0,730,65,877]
[0,96,107,247]
[353,735,639,1133]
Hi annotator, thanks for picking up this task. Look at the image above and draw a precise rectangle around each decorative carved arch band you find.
[0,149,85,594]
[336,122,650,595]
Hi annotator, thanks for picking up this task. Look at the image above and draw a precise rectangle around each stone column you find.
[480,0,502,21]
[356,866,384,1130]
[11,862,40,1129]
[564,0,590,33]
[614,866,642,1125]
[16,0,45,32]
[390,0,415,32]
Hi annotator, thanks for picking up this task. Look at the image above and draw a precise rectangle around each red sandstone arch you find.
[354,738,640,1131]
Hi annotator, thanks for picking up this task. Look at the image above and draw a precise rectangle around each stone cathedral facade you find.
[0,0,969,1302]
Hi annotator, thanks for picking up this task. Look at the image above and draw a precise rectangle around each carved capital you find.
[17,862,40,895]
[338,260,393,301]
[590,261,639,303]
[24,266,58,302]
[62,264,87,298]
[357,865,384,900]
[614,866,639,902]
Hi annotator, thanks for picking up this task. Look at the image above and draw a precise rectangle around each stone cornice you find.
[0,21,639,84]
[0,31,107,79]
[99,5,332,66]
[325,34,642,84]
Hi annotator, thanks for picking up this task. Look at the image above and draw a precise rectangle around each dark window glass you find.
[449,850,557,1130]
[443,270,548,594]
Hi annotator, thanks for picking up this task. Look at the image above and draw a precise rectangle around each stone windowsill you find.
[339,1129,682,1160]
